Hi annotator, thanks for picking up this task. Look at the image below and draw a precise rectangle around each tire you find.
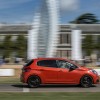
[27,76,41,88]
[80,75,93,88]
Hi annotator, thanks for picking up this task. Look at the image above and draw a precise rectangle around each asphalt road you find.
[0,84,100,92]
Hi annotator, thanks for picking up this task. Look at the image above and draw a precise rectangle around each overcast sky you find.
[0,0,100,24]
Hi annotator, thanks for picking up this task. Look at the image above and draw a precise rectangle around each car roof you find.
[34,57,69,61]
[32,58,80,67]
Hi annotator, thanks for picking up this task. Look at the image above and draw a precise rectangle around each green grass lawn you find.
[0,77,21,84]
[0,92,100,100]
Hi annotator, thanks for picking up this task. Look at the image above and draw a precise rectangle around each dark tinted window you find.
[37,60,58,68]
[24,60,33,67]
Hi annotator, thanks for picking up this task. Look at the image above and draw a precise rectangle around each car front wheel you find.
[80,75,93,88]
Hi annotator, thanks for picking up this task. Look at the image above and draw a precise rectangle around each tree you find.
[70,13,99,24]
[96,35,100,49]
[82,35,94,56]
[0,42,4,57]
[15,35,27,58]
[0,42,3,49]
[3,35,13,57]
[95,35,100,58]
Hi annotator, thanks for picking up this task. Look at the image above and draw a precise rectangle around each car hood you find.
[77,67,91,71]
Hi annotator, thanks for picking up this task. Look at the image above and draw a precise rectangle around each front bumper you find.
[93,75,100,84]
[96,79,99,83]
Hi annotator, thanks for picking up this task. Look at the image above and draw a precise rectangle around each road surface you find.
[0,84,100,92]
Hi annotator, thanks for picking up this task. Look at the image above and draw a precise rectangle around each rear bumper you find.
[20,74,25,83]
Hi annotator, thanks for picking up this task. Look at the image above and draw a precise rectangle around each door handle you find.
[59,70,62,72]
[39,69,45,71]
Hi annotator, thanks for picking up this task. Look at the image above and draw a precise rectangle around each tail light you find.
[22,59,34,72]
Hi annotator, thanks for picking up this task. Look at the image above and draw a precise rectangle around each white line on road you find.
[23,88,30,92]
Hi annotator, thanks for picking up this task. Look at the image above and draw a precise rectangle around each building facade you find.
[0,24,100,60]
[28,0,59,59]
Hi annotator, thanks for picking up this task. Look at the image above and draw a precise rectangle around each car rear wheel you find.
[27,76,41,88]
[80,75,93,88]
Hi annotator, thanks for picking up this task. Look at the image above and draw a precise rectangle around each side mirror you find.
[69,66,75,71]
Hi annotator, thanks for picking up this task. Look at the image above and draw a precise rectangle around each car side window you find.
[56,60,78,69]
[37,60,58,68]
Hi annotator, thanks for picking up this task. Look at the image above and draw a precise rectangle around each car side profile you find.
[20,58,99,88]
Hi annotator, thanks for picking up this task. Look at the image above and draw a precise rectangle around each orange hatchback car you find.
[20,58,99,88]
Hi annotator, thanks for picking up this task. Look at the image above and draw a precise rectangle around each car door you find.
[37,60,59,83]
[57,60,79,84]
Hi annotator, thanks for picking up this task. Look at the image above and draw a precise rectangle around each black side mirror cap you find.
[69,66,75,71]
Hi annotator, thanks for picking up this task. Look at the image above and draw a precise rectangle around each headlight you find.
[90,69,98,75]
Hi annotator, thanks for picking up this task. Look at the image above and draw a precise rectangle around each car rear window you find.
[24,60,34,67]
[37,60,58,68]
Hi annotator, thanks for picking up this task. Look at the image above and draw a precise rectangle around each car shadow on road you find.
[12,84,29,88]
[12,84,97,88]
